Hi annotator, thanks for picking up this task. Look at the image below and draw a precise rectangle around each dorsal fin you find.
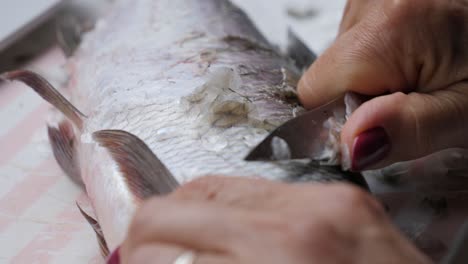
[93,130,179,199]
[56,15,83,57]
[1,70,86,129]
[286,29,317,71]
[76,202,109,257]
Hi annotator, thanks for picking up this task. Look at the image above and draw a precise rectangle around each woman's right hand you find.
[298,0,468,171]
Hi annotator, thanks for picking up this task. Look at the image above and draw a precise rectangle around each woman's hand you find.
[111,176,431,264]
[299,0,468,171]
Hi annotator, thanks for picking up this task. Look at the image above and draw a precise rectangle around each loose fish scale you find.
[75,62,299,182]
[97,101,310,183]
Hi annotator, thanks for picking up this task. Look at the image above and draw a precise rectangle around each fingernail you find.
[352,127,391,171]
[106,247,120,264]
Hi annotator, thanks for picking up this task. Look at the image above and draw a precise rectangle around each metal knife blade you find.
[245,96,346,162]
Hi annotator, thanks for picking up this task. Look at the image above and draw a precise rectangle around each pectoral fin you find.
[286,29,317,71]
[93,130,179,199]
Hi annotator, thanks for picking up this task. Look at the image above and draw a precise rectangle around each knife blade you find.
[245,96,346,162]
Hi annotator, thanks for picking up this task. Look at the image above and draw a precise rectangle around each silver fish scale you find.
[96,101,306,183]
[70,0,352,184]
[60,0,361,251]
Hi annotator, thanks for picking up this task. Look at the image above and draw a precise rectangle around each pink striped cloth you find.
[0,45,467,264]
[0,47,102,264]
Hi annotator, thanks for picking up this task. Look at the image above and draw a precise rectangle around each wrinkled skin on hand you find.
[299,0,468,171]
[119,177,432,264]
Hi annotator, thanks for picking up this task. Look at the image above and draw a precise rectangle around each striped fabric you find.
[0,47,102,264]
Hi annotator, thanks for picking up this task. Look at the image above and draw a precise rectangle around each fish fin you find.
[0,70,86,129]
[93,130,179,199]
[286,29,317,71]
[56,15,82,57]
[48,121,84,188]
[76,202,109,258]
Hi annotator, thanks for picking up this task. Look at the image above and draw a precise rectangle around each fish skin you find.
[10,0,363,252]
[69,0,308,249]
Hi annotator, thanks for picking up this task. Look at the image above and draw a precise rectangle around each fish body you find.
[73,0,305,250]
[4,0,364,254]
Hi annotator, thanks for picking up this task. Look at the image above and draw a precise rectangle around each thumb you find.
[342,87,468,171]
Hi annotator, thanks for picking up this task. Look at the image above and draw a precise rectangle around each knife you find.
[245,96,347,162]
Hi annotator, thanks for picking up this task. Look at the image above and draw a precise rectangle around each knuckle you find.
[293,220,336,254]
[387,0,416,18]
[300,219,331,241]
[184,175,222,190]
[375,1,413,33]
[192,175,224,185]
[332,184,381,215]
[347,0,371,6]
[378,92,410,126]
[128,198,164,238]
[127,252,142,264]
[385,0,432,25]
[337,184,367,203]
[277,218,333,249]
[390,91,408,103]
[440,90,468,130]
[126,245,153,264]
[128,210,148,238]
[174,175,224,200]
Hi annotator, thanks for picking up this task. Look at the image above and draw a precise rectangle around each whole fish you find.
[2,0,365,257]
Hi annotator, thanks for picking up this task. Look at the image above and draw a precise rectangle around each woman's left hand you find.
[113,176,431,264]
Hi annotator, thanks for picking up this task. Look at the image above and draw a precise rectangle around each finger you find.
[121,244,232,264]
[298,15,410,109]
[172,176,354,212]
[170,176,285,209]
[341,86,468,171]
[126,198,250,253]
[172,176,386,221]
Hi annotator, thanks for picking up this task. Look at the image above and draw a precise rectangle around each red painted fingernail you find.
[352,127,391,171]
[106,247,120,264]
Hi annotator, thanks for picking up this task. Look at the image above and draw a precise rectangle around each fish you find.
[1,0,366,257]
